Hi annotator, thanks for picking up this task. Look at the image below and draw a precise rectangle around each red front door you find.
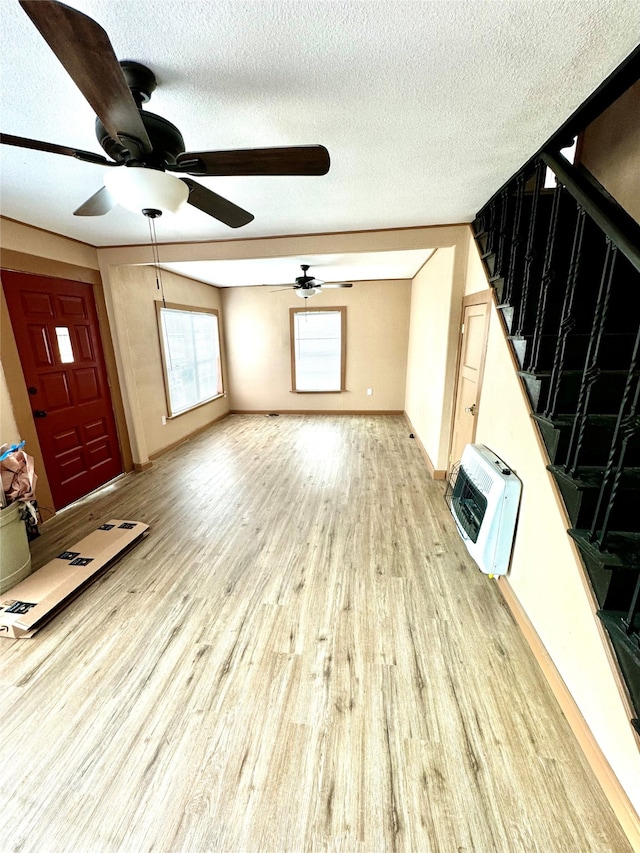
[3,270,123,509]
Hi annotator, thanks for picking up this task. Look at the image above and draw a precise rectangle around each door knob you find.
[464,404,477,415]
[33,410,48,418]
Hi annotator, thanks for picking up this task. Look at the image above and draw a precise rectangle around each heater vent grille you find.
[447,463,487,543]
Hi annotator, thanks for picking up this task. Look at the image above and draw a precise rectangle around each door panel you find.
[3,270,122,509]
[450,294,491,470]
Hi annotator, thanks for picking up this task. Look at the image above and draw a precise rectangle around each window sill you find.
[168,392,226,418]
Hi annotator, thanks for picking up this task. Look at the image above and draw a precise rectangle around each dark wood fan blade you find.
[175,145,330,177]
[0,132,114,165]
[181,179,254,229]
[19,0,151,155]
[74,186,116,216]
[319,283,353,288]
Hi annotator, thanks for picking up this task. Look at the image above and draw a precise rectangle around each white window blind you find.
[292,310,344,392]
[159,307,222,416]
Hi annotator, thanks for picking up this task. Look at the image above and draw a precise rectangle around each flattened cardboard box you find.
[0,519,148,638]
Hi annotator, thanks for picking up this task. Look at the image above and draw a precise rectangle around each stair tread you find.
[569,529,640,569]
[510,332,638,340]
[548,464,640,490]
[520,368,634,379]
[533,412,621,427]
[597,610,640,646]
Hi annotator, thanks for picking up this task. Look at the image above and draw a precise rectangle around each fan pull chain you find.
[147,212,167,307]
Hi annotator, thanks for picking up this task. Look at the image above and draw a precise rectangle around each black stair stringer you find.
[472,150,640,737]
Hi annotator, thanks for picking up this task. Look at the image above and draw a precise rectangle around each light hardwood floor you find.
[0,415,631,852]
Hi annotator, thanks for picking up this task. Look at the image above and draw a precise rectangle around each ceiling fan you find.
[273,265,354,298]
[0,0,330,228]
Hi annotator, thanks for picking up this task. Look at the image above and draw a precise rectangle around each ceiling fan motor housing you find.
[120,61,157,105]
[95,62,185,167]
[295,266,316,288]
[95,110,186,167]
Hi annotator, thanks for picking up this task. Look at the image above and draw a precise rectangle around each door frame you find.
[1,259,132,515]
[448,289,493,473]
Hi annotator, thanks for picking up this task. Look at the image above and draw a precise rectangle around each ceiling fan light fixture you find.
[296,287,319,298]
[104,167,189,215]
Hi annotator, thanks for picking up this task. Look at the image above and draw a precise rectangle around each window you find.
[544,137,577,188]
[55,327,74,363]
[157,304,223,416]
[290,307,346,392]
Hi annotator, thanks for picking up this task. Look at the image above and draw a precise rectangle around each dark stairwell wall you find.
[579,79,640,228]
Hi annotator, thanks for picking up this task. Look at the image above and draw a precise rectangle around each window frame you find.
[156,301,225,418]
[289,306,347,393]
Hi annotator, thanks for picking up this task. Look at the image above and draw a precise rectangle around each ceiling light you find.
[296,288,319,298]
[104,167,189,215]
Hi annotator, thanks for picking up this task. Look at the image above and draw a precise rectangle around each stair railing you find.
[589,350,640,551]
[475,157,640,547]
[564,240,619,476]
[473,43,640,733]
[542,208,587,419]
[514,161,547,338]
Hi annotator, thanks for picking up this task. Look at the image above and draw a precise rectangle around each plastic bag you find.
[0,443,37,503]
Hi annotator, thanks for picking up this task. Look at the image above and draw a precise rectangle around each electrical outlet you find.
[161,416,167,426]
[367,388,373,396]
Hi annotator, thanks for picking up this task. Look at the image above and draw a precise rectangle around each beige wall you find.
[579,80,640,226]
[0,361,19,445]
[404,244,468,472]
[463,243,640,815]
[222,280,411,412]
[1,218,100,270]
[100,264,230,461]
[464,230,490,294]
[96,225,467,460]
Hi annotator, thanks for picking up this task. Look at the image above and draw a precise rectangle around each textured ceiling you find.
[1,0,639,255]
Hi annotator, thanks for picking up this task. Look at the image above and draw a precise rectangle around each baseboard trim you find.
[403,413,447,479]
[148,411,231,461]
[229,409,405,416]
[133,461,153,472]
[497,576,640,851]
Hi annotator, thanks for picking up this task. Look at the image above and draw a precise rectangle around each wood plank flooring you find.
[0,415,631,852]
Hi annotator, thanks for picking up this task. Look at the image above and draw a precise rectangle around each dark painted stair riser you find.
[549,465,640,531]
[569,529,640,613]
[597,612,640,729]
[569,529,640,571]
[583,560,640,611]
[520,370,634,415]
[510,333,638,372]
[531,413,640,468]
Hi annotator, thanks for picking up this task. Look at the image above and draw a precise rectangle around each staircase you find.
[472,150,640,736]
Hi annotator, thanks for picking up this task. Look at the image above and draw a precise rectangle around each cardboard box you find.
[0,519,149,638]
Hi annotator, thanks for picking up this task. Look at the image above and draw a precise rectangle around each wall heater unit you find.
[446,444,522,577]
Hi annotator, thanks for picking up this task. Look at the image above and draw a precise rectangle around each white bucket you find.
[0,501,32,594]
